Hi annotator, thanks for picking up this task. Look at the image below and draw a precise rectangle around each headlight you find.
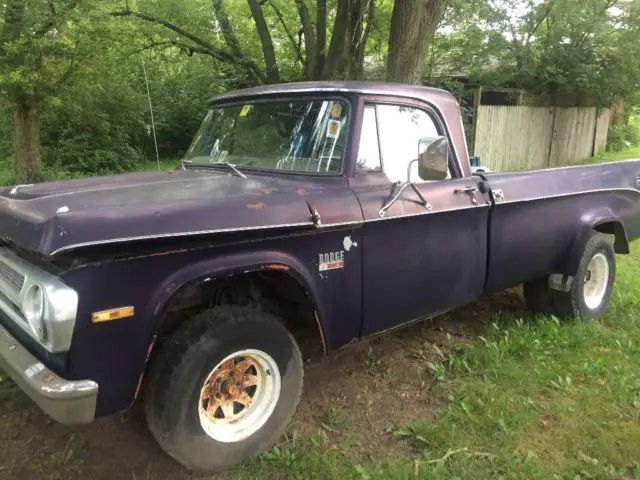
[22,284,46,341]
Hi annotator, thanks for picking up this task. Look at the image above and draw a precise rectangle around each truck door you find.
[351,98,491,336]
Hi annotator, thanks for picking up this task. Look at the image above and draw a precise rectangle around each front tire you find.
[143,305,303,473]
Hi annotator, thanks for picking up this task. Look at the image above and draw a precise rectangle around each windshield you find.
[184,98,350,175]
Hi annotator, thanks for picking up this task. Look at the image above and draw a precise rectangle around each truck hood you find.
[0,169,318,256]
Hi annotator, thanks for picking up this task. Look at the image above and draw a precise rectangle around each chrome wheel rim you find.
[583,252,609,310]
[198,349,281,443]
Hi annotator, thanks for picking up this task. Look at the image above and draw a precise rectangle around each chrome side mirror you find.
[417,136,449,181]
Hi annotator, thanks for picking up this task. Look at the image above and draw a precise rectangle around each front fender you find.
[146,250,327,350]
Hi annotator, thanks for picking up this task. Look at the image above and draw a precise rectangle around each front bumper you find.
[0,324,97,424]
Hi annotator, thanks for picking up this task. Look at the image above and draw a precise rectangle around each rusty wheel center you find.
[198,349,281,443]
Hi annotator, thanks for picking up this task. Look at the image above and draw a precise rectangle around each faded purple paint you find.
[0,81,639,418]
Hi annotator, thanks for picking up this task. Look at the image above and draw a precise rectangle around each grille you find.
[0,260,25,293]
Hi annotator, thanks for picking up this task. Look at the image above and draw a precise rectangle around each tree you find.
[386,0,449,83]
[112,0,378,83]
[0,0,92,182]
[428,0,640,106]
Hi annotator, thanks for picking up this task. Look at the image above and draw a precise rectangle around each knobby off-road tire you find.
[524,232,616,321]
[143,304,304,473]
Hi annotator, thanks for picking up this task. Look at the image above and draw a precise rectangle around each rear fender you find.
[561,208,628,275]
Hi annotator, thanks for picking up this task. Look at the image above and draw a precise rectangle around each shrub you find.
[607,118,640,152]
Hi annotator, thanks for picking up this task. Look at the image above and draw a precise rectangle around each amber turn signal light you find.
[91,306,135,323]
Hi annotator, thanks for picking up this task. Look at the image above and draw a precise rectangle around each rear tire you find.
[523,233,616,321]
[143,304,303,473]
[551,232,615,320]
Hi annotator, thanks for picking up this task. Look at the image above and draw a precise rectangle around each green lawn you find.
[237,254,640,480]
[585,146,640,164]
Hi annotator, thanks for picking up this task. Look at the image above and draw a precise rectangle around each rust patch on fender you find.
[314,310,327,355]
[133,334,158,401]
[254,188,276,196]
[264,264,290,271]
[247,202,267,210]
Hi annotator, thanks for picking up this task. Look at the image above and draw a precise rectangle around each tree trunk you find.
[346,0,375,80]
[323,0,350,79]
[346,0,363,80]
[314,0,326,79]
[295,0,316,78]
[247,0,280,83]
[13,97,42,183]
[386,0,448,84]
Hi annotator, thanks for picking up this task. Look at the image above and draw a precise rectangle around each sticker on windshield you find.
[326,120,341,139]
[239,104,253,117]
[331,103,343,119]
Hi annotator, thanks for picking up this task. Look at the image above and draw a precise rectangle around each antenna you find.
[132,0,160,172]
[141,57,161,172]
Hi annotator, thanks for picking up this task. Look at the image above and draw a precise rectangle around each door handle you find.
[454,186,478,194]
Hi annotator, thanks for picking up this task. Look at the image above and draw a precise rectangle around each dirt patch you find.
[0,290,529,479]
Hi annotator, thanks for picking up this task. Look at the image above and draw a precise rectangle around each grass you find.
[584,146,640,164]
[237,250,640,479]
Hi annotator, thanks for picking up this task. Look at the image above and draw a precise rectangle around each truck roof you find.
[211,80,457,105]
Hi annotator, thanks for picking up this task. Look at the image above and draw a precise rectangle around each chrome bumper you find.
[0,324,97,424]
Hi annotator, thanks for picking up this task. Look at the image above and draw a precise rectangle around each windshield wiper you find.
[213,161,247,179]
[182,159,247,179]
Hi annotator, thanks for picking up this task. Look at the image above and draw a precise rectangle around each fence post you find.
[470,87,482,156]
[547,106,557,167]
[591,108,603,158]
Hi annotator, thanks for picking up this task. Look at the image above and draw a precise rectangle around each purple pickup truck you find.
[0,81,638,472]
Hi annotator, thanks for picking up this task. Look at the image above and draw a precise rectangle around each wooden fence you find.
[473,106,611,172]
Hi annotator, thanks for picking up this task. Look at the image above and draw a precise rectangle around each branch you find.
[130,40,213,57]
[56,58,76,87]
[211,0,244,57]
[574,0,617,49]
[112,10,217,52]
[425,448,469,464]
[111,9,267,83]
[413,447,498,475]
[525,0,555,45]
[267,0,304,67]
[36,0,80,37]
[357,0,375,68]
